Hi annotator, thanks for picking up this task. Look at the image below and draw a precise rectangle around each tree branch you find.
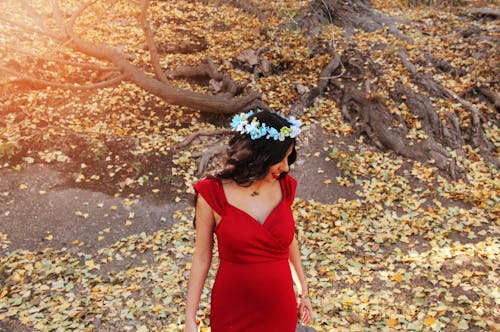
[63,1,260,113]
[50,0,68,37]
[4,45,118,72]
[0,16,61,40]
[466,8,500,19]
[169,58,246,96]
[20,0,64,39]
[318,49,343,93]
[0,65,125,90]
[140,0,167,82]
[176,129,232,148]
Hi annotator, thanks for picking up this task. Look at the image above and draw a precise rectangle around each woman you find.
[184,110,312,332]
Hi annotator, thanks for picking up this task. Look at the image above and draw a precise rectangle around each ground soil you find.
[1,121,483,332]
[0,125,347,332]
[0,125,348,253]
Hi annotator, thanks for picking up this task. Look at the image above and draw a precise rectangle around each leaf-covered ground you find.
[0,0,499,331]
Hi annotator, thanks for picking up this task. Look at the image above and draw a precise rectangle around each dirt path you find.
[0,164,186,256]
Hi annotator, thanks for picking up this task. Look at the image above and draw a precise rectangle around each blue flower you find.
[230,114,243,129]
[249,122,267,140]
[257,123,268,138]
[288,116,302,138]
[246,119,260,139]
[288,116,302,128]
[230,110,302,141]
[266,127,279,140]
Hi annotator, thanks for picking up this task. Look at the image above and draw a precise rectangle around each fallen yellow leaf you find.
[151,304,164,312]
[343,298,353,306]
[392,273,403,282]
[424,317,437,326]
[387,318,399,327]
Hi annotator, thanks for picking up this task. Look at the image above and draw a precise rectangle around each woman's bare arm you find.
[184,195,215,331]
[289,235,312,324]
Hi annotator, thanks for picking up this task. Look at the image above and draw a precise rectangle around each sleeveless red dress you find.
[194,175,298,331]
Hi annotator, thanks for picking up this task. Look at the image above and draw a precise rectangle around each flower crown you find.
[230,109,301,141]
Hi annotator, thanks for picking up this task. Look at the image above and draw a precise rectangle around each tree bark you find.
[2,0,497,173]
[292,0,498,176]
[1,0,263,114]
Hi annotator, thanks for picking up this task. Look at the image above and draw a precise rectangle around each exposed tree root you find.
[293,0,497,175]
[466,8,500,19]
[291,49,342,116]
[300,0,412,42]
[341,81,458,177]
[0,1,265,114]
[391,83,464,152]
[469,86,500,111]
[168,58,247,97]
[193,143,226,174]
[0,64,126,90]
[140,0,167,82]
[293,0,499,174]
[176,129,232,149]
[292,33,497,177]
[423,51,466,77]
[397,50,498,167]
[2,0,497,176]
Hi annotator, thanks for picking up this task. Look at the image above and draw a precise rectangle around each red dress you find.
[194,175,298,332]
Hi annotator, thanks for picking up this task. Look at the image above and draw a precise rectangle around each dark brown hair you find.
[193,111,298,226]
[216,110,297,186]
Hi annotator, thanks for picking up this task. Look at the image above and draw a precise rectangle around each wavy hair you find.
[215,110,297,186]
[193,111,298,226]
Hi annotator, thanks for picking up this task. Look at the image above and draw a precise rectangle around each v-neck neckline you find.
[219,178,285,226]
